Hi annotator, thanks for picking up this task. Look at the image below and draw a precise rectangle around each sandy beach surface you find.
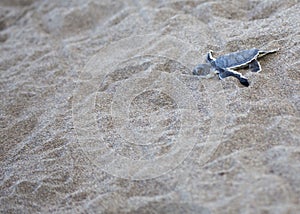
[1,0,299,213]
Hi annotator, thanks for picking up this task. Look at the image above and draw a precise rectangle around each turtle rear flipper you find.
[249,60,261,72]
[218,68,250,87]
[258,49,279,58]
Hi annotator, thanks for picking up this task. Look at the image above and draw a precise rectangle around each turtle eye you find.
[192,64,206,75]
[192,68,199,75]
[193,67,204,75]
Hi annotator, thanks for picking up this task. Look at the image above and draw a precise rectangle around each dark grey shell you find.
[214,48,260,69]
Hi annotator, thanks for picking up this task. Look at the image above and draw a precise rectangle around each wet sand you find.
[1,0,299,213]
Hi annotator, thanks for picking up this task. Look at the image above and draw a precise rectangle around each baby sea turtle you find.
[193,48,278,87]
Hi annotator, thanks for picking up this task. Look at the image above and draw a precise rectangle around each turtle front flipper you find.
[206,50,216,63]
[249,59,261,72]
[218,68,249,87]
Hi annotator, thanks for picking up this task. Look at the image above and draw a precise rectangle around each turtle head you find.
[192,63,212,76]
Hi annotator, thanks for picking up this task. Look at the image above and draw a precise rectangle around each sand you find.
[1,0,299,213]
